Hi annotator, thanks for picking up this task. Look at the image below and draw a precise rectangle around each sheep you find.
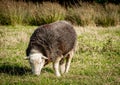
[25,21,77,77]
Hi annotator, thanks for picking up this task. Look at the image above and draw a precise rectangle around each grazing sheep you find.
[25,21,77,77]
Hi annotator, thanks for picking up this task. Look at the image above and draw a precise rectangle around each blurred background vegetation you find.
[0,0,120,26]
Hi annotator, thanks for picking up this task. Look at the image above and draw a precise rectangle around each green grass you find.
[0,25,120,85]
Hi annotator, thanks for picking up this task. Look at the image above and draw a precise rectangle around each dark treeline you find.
[16,0,120,5]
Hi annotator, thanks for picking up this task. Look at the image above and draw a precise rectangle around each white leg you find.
[65,50,74,73]
[53,57,62,77]
[60,59,66,74]
[65,56,72,73]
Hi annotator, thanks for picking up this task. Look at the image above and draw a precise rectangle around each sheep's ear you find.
[42,56,48,60]
[24,57,30,60]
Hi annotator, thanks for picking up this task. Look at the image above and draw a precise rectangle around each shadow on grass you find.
[0,63,54,76]
[0,63,31,76]
[42,67,54,74]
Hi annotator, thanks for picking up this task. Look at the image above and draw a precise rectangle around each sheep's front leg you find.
[53,57,62,77]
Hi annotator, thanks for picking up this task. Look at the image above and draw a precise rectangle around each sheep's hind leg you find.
[60,58,66,74]
[65,50,74,73]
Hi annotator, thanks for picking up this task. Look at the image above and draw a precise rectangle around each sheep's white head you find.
[25,53,48,76]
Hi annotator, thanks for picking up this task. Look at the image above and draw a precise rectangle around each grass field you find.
[0,25,120,85]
